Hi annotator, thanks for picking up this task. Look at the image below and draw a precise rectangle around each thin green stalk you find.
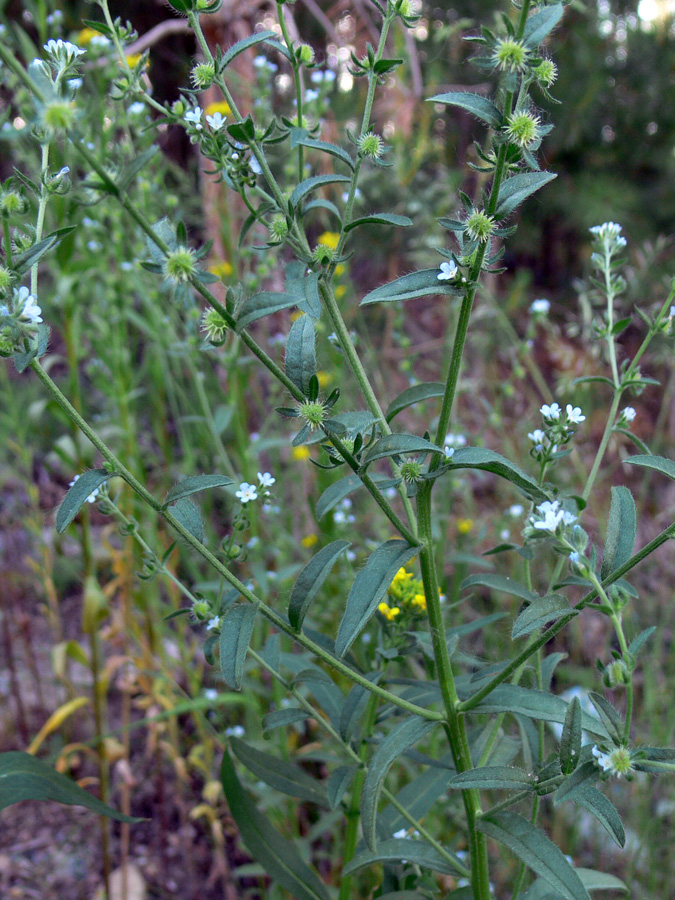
[276,1,304,181]
[31,143,50,296]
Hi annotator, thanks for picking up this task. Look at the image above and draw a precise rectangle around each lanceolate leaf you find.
[625,454,675,481]
[327,765,357,809]
[511,594,571,640]
[361,268,461,305]
[290,174,352,210]
[220,751,330,900]
[0,751,142,821]
[219,604,257,690]
[170,497,204,543]
[290,131,355,169]
[587,693,623,744]
[522,3,564,49]
[163,474,234,507]
[12,226,76,276]
[343,839,462,877]
[572,784,626,848]
[219,31,278,69]
[262,708,309,733]
[601,486,636,579]
[495,172,557,219]
[447,766,534,791]
[427,91,503,130]
[461,573,537,602]
[449,447,549,502]
[344,213,413,232]
[385,382,445,422]
[339,672,382,743]
[471,686,608,739]
[335,540,418,657]
[361,717,439,851]
[285,314,317,395]
[289,540,351,631]
[237,291,298,331]
[316,472,390,519]
[559,696,582,775]
[56,469,112,533]
[361,433,444,467]
[477,811,591,900]
[229,737,328,806]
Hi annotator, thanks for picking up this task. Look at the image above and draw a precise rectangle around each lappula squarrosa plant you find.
[2,1,675,899]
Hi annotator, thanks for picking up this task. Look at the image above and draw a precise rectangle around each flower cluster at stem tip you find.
[377,567,443,622]
[235,472,276,505]
[528,402,586,464]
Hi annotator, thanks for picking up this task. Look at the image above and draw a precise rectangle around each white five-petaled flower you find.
[621,407,636,423]
[508,504,524,517]
[529,298,550,315]
[236,482,258,503]
[44,39,86,64]
[69,474,100,504]
[528,428,546,448]
[530,499,577,533]
[592,744,634,779]
[206,111,226,130]
[444,433,466,448]
[565,404,586,424]
[443,445,455,460]
[184,107,203,130]
[540,402,561,421]
[257,471,275,488]
[206,616,221,632]
[438,260,458,281]
[15,287,43,326]
[225,725,245,737]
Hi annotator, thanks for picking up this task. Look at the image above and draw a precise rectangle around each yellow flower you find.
[76,27,99,46]
[318,231,340,251]
[378,602,401,621]
[208,260,233,279]
[411,593,427,612]
[125,53,145,69]
[290,310,305,322]
[334,263,346,278]
[291,446,311,461]
[335,285,347,300]
[316,371,332,389]
[301,533,319,549]
[457,518,474,535]
[205,100,232,118]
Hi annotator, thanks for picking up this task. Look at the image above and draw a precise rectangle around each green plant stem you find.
[30,359,443,721]
[276,2,304,182]
[31,143,50,297]
[417,488,491,900]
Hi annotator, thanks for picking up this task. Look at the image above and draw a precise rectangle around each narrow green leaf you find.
[219,604,257,690]
[12,226,77,276]
[339,672,382,743]
[289,540,351,631]
[291,131,355,169]
[559,696,582,775]
[299,271,322,319]
[495,172,557,219]
[285,314,317,395]
[344,213,413,232]
[512,594,571,640]
[626,626,657,664]
[361,268,461,305]
[449,447,549,502]
[461,573,537,602]
[588,693,624,744]
[262,708,308,733]
[601,486,636,578]
[428,91,503,129]
[362,717,439,851]
[316,473,391,519]
[522,3,564,48]
[230,737,328,806]
[290,174,352,210]
[237,291,298,331]
[220,751,331,900]
[448,766,533,791]
[117,146,159,192]
[220,31,278,69]
[56,469,111,533]
[0,751,142,821]
[472,686,608,740]
[573,784,625,848]
[327,764,357,809]
[362,433,443,467]
[576,868,627,892]
[292,667,344,725]
[335,540,417,657]
[343,838,463,877]
[478,811,591,900]
[170,497,204,544]
[385,382,445,422]
[379,753,456,836]
[625,453,675,481]
[163,474,234,508]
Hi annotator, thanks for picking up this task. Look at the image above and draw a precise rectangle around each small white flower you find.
[393,829,408,839]
[592,744,634,779]
[203,688,218,700]
[225,725,245,737]
[184,107,203,130]
[443,445,455,460]
[206,111,226,130]
[670,305,675,318]
[590,222,622,238]
[206,616,221,631]
[236,482,258,503]
[540,402,561,421]
[530,499,577,533]
[69,474,100,503]
[128,101,145,116]
[569,550,581,565]
[305,89,319,103]
[15,287,43,326]
[566,404,586,424]
[508,504,524,517]
[257,471,275,488]
[44,39,86,64]
[444,433,466,448]
[249,157,262,175]
[529,298,550,315]
[528,428,546,448]
[438,260,458,281]
[621,407,636,422]
[500,528,510,540]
